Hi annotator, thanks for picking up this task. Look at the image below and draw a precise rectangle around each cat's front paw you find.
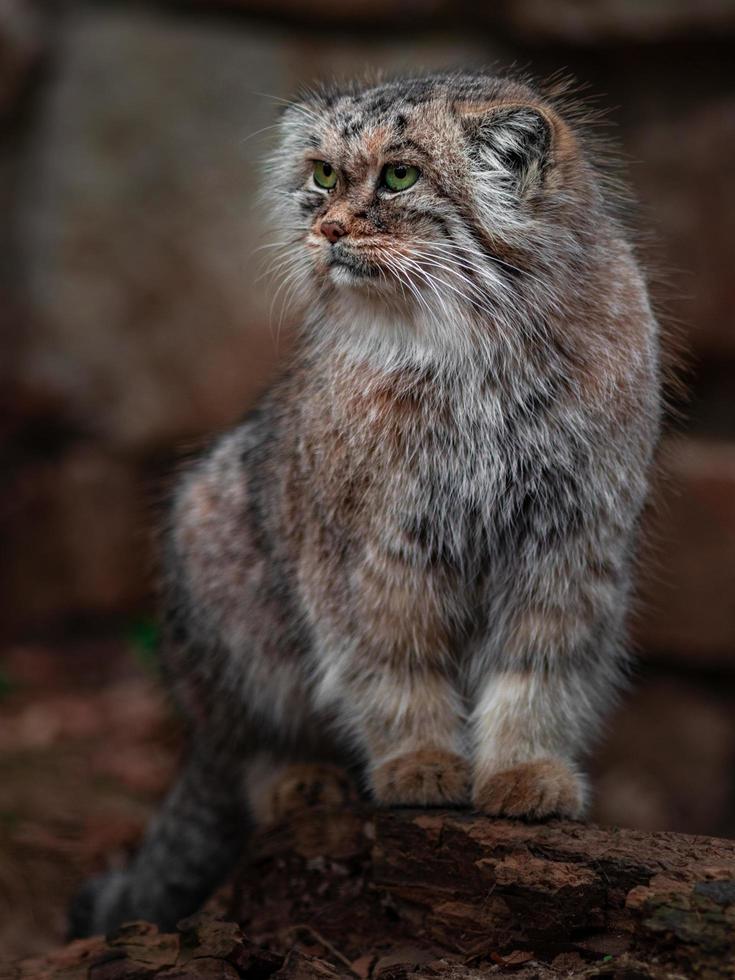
[473,758,586,820]
[372,748,470,806]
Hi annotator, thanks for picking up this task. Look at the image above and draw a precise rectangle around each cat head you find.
[264,72,614,358]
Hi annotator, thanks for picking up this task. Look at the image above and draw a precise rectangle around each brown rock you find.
[10,808,735,978]
[234,805,735,974]
[635,437,735,664]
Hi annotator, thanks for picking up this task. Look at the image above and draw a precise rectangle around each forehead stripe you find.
[340,117,365,139]
[383,138,428,158]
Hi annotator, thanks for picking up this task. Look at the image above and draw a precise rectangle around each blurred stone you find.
[189,0,735,40]
[635,438,735,664]
[17,7,289,452]
[592,677,735,836]
[630,99,735,358]
[687,361,735,440]
[493,0,735,42]
[0,0,45,116]
[194,0,446,23]
[1,446,152,630]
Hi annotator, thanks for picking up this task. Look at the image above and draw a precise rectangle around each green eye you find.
[382,163,420,192]
[313,160,337,190]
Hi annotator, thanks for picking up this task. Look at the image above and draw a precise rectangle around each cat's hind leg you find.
[244,754,359,827]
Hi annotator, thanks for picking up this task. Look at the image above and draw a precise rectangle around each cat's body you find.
[72,71,661,936]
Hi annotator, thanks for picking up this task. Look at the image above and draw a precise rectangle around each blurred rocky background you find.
[1,0,734,963]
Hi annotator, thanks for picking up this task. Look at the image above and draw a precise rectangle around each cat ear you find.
[457,103,554,199]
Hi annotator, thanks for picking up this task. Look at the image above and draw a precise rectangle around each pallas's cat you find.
[72,71,661,936]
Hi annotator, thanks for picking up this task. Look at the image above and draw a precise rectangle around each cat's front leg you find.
[469,550,630,820]
[365,664,470,807]
[470,668,590,819]
[317,641,470,806]
[309,556,470,807]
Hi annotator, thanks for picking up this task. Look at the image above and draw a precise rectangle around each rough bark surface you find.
[9,806,735,979]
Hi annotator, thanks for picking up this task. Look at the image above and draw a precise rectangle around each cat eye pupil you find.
[382,163,419,192]
[313,161,338,189]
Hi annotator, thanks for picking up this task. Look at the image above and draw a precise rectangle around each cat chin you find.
[328,264,380,289]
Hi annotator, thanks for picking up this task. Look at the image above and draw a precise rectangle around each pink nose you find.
[320,220,347,244]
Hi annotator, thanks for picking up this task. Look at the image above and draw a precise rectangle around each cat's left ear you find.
[456,102,557,200]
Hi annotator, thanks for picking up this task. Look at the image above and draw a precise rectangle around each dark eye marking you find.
[298,197,323,216]
[298,189,328,216]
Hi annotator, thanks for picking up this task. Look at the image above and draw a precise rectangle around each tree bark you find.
[10,806,735,979]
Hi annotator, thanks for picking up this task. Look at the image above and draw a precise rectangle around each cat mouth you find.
[327,247,381,282]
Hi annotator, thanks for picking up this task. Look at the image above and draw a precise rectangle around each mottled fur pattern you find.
[70,70,661,937]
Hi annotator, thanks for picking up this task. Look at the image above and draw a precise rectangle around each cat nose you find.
[320,220,347,244]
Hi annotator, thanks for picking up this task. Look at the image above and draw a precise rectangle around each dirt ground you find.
[0,634,180,964]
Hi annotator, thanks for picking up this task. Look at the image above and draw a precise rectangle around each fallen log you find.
[10,806,735,979]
